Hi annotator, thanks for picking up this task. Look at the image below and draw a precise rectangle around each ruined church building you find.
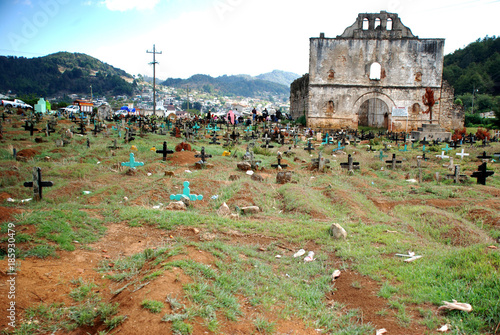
[290,11,464,131]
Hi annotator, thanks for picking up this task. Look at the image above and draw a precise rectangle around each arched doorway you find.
[359,98,389,128]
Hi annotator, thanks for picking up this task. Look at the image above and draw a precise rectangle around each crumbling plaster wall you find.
[307,37,445,130]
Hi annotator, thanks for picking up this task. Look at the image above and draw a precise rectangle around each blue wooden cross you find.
[192,123,201,133]
[170,181,203,201]
[441,144,453,153]
[377,150,388,161]
[121,153,144,169]
[422,145,428,153]
[399,144,409,152]
[332,141,345,153]
[322,132,333,145]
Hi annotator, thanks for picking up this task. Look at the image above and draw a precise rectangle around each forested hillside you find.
[442,36,500,126]
[0,52,136,97]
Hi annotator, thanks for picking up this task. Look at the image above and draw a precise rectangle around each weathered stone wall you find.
[307,37,445,130]
[289,11,465,131]
[438,80,465,130]
[290,74,309,120]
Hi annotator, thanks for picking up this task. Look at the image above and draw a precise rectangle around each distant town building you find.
[74,99,93,113]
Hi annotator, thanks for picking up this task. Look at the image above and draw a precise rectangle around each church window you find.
[374,18,381,29]
[362,18,369,30]
[369,62,382,80]
[387,18,393,30]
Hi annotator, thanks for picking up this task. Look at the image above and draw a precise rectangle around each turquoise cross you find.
[170,181,203,201]
[378,150,388,161]
[121,153,144,169]
[441,144,453,153]
[332,142,345,152]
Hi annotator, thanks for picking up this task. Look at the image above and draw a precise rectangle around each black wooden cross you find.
[74,120,86,136]
[87,138,90,148]
[386,154,402,169]
[271,153,288,169]
[449,141,461,150]
[477,151,492,160]
[23,121,38,136]
[261,139,274,149]
[156,141,174,161]
[230,130,240,142]
[471,162,494,185]
[23,167,53,201]
[209,133,220,145]
[195,146,212,163]
[340,154,360,172]
[419,137,430,146]
[304,140,315,154]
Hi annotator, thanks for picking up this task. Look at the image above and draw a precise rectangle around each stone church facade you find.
[290,11,464,131]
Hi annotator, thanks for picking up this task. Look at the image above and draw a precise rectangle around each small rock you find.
[191,228,200,234]
[165,201,187,211]
[217,202,231,216]
[229,175,240,181]
[276,171,292,184]
[229,213,239,220]
[164,171,175,177]
[251,174,264,182]
[241,206,260,214]
[329,223,347,239]
[200,232,216,241]
[44,156,51,162]
[237,162,252,171]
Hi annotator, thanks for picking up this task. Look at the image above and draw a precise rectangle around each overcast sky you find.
[0,0,498,80]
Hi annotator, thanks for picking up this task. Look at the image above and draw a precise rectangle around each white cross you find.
[456,149,469,160]
[436,151,449,159]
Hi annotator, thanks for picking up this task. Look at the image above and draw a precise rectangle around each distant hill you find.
[443,36,500,96]
[161,73,291,98]
[0,52,136,96]
[256,70,301,87]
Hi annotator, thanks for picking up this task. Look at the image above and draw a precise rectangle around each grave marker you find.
[476,151,492,161]
[456,149,469,160]
[386,154,402,169]
[121,153,144,169]
[446,165,467,184]
[435,151,449,160]
[23,167,53,201]
[340,154,359,173]
[156,141,174,161]
[332,141,345,153]
[312,152,330,171]
[377,150,388,161]
[471,162,494,185]
[195,147,212,164]
[271,152,288,169]
[304,140,315,154]
[170,181,203,202]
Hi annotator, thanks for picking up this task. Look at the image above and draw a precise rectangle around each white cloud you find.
[101,0,160,11]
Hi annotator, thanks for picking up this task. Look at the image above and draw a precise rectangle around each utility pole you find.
[147,44,162,116]
[471,84,477,114]
[186,84,190,113]
[90,85,93,101]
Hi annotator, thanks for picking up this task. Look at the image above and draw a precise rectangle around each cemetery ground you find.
[0,114,499,335]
